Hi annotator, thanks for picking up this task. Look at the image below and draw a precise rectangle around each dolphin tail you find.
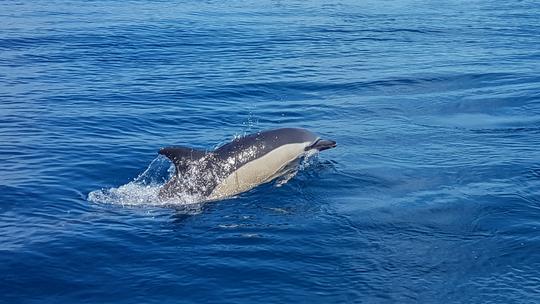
[305,138,337,152]
[159,146,211,175]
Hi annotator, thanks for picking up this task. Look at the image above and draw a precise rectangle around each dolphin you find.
[158,128,336,201]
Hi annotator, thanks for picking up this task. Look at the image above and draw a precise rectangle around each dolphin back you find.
[158,146,221,199]
[214,128,318,162]
[159,146,209,175]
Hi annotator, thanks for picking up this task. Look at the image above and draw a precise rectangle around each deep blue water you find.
[1,0,540,302]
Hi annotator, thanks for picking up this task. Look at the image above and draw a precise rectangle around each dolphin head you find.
[305,138,337,151]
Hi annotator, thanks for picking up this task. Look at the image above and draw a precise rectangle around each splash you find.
[88,156,204,208]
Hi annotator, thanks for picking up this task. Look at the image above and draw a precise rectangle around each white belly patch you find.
[208,142,309,200]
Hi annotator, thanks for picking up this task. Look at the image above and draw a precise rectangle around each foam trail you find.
[88,156,204,208]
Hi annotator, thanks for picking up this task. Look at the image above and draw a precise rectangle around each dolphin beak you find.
[305,139,337,151]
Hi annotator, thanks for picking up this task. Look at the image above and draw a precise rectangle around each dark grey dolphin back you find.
[159,146,208,174]
[213,127,318,171]
[158,146,220,198]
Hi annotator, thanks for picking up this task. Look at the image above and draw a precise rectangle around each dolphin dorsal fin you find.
[159,146,209,174]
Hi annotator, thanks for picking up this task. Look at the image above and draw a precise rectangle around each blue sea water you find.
[1,0,540,302]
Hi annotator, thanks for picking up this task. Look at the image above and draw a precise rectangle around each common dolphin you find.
[158,128,336,201]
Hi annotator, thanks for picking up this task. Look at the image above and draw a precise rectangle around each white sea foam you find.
[88,156,204,208]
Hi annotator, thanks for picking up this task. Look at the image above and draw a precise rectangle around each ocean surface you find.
[1,0,540,303]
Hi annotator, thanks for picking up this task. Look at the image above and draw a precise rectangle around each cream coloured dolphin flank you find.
[158,128,336,201]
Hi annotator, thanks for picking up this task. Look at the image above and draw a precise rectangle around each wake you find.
[88,156,203,207]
